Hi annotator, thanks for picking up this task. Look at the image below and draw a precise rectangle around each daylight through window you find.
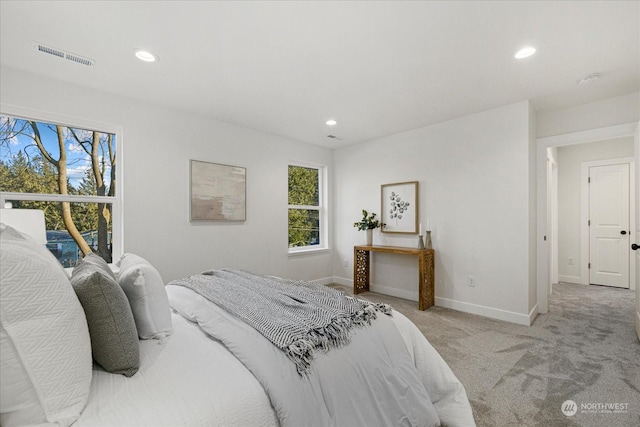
[288,164,326,251]
[0,114,119,266]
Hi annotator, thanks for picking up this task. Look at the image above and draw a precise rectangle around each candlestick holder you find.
[425,230,432,249]
[418,234,425,249]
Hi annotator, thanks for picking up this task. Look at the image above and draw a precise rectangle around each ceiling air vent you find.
[32,42,95,67]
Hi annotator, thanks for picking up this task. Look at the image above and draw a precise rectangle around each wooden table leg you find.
[353,248,370,294]
[418,250,435,310]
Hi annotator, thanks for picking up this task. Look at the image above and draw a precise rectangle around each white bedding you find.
[74,311,278,427]
[74,286,474,427]
[1,211,473,426]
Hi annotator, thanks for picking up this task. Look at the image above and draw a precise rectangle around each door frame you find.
[634,122,640,341]
[547,151,559,293]
[536,122,638,313]
[580,158,635,288]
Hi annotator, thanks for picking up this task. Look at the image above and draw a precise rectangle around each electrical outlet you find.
[467,276,476,287]
[343,258,349,268]
[568,257,574,265]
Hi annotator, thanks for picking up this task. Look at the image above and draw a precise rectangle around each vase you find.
[425,230,432,249]
[365,229,373,246]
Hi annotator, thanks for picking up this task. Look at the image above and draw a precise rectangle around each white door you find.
[634,122,639,341]
[589,163,630,288]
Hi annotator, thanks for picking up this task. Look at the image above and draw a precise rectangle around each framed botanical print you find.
[381,181,418,234]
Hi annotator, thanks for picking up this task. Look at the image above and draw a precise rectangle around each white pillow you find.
[0,223,92,427]
[117,253,173,339]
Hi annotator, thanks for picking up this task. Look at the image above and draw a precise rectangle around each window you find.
[288,164,326,252]
[0,113,120,267]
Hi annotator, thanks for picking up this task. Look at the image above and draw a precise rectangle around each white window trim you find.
[288,161,329,254]
[0,103,124,266]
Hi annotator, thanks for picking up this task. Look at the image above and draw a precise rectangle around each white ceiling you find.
[1,1,638,148]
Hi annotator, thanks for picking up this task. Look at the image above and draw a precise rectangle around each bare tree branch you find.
[27,121,58,166]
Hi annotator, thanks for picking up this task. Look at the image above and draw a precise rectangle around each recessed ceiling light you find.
[514,46,536,59]
[326,119,337,126]
[134,49,158,62]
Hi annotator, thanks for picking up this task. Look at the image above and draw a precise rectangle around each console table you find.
[353,245,434,310]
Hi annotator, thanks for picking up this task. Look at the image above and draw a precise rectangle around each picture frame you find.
[381,181,419,234]
[190,160,246,221]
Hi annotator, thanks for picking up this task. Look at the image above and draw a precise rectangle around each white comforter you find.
[74,311,278,427]
[74,286,475,427]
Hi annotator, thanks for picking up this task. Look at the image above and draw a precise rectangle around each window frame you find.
[0,104,123,268]
[287,161,329,255]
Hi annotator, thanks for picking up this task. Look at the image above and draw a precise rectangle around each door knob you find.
[632,243,639,251]
[620,230,627,235]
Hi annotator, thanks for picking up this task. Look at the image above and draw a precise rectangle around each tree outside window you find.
[0,115,117,266]
[288,165,324,250]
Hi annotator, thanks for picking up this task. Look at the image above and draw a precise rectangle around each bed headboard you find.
[0,209,47,245]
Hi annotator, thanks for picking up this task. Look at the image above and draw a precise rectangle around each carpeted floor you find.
[330,282,640,427]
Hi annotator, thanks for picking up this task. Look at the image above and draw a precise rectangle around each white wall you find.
[556,137,635,283]
[333,101,536,325]
[0,66,334,283]
[5,60,636,326]
[536,92,639,139]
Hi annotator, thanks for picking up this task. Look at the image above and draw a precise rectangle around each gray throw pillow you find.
[71,253,140,377]
[78,250,118,280]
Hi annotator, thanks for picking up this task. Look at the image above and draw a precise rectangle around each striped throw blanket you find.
[169,269,391,375]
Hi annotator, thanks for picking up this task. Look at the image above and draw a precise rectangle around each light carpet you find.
[330,282,640,427]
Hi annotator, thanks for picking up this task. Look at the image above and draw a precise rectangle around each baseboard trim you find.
[558,275,583,285]
[311,276,335,286]
[435,296,532,326]
[332,276,352,287]
[330,278,418,301]
[529,304,539,326]
[330,276,531,326]
[370,284,418,301]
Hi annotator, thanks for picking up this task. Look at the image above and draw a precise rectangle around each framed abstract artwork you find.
[190,160,246,221]
[381,181,418,234]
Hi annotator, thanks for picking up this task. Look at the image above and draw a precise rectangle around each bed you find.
[0,209,475,427]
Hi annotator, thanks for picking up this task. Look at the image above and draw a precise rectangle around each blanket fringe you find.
[285,301,393,376]
[172,269,394,377]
